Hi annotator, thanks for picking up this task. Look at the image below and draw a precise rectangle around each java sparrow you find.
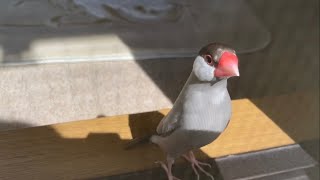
[128,43,239,180]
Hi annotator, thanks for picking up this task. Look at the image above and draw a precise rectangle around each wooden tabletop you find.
[0,92,318,180]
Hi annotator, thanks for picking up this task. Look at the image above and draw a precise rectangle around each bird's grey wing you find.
[156,79,189,135]
[156,107,181,135]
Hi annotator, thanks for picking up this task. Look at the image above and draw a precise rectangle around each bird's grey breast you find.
[180,80,232,133]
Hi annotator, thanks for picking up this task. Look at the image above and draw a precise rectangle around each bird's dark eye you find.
[204,55,214,66]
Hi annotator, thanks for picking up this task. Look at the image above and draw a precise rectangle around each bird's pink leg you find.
[156,157,181,180]
[183,151,214,180]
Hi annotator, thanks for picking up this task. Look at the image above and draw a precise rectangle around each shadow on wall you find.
[0,0,318,102]
[0,0,318,100]
[249,92,320,162]
[0,115,222,180]
[0,120,34,131]
[244,0,319,162]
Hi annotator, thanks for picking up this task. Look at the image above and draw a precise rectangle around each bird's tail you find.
[124,135,153,150]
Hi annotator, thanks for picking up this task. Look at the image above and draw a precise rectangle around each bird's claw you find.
[191,163,200,180]
[183,152,214,180]
[196,161,212,168]
[155,161,181,180]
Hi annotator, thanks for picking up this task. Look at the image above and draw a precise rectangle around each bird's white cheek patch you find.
[193,56,214,82]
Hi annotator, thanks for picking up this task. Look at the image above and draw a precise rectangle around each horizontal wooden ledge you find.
[0,92,318,179]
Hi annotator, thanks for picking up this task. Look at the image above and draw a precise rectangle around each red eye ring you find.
[204,55,214,65]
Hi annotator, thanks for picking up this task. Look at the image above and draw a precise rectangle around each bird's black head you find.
[193,43,239,81]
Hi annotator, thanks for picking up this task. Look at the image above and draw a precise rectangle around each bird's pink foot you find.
[156,160,181,180]
[183,151,214,180]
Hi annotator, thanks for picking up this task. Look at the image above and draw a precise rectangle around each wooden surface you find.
[0,93,318,180]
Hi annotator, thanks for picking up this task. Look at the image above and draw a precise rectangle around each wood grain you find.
[0,93,317,180]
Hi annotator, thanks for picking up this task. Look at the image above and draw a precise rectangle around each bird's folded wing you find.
[156,108,181,135]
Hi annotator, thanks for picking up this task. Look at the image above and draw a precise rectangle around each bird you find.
[126,42,239,180]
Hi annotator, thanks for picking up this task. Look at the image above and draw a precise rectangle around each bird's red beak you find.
[214,51,239,78]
